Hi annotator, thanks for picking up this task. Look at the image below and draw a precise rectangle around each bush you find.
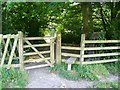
[50,63,109,81]
[0,68,28,89]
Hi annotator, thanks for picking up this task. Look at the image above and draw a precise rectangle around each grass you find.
[50,63,109,81]
[0,67,28,89]
[92,82,119,88]
[103,62,119,76]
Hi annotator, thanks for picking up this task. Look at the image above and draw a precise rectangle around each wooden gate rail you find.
[23,35,55,69]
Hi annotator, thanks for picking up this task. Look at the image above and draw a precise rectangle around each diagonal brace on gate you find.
[7,35,18,69]
[1,35,11,67]
[24,39,53,67]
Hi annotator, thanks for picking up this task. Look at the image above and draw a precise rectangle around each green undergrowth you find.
[91,82,119,88]
[0,68,28,89]
[50,63,109,81]
[103,61,119,75]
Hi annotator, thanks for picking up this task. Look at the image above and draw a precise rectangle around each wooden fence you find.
[0,31,119,70]
[58,34,120,65]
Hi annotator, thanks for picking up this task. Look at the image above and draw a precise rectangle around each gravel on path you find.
[26,67,118,88]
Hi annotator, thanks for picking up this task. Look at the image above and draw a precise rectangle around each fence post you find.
[18,31,24,70]
[50,37,55,65]
[80,34,85,64]
[56,32,61,64]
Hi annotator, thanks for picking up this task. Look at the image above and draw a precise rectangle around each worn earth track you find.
[26,67,118,88]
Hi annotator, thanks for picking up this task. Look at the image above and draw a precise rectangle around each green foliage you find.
[2,2,120,43]
[103,62,119,75]
[50,63,109,81]
[75,64,109,81]
[0,68,28,89]
[92,82,119,88]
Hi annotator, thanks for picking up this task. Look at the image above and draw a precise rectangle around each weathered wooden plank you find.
[80,34,85,64]
[62,59,80,64]
[2,39,10,57]
[4,64,20,68]
[56,32,61,64]
[67,57,77,64]
[84,46,120,51]
[24,37,55,40]
[24,57,50,63]
[1,35,11,67]
[82,59,118,64]
[66,57,77,71]
[24,40,53,67]
[18,31,24,70]
[50,38,55,65]
[85,40,120,43]
[61,46,81,50]
[67,64,72,71]
[23,51,50,56]
[24,44,50,48]
[3,34,18,39]
[7,35,18,69]
[84,53,120,58]
[62,53,80,57]
[9,41,17,57]
[0,34,3,57]
[25,64,49,70]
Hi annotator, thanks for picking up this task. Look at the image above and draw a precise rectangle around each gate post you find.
[50,37,55,65]
[18,31,24,70]
[80,34,85,64]
[56,32,61,64]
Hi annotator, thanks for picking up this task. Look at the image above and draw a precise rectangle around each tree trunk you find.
[81,2,93,39]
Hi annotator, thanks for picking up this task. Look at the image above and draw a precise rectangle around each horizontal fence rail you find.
[84,46,120,50]
[60,34,120,65]
[85,40,120,43]
[61,46,81,50]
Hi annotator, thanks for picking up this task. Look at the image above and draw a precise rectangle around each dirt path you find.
[26,67,118,88]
